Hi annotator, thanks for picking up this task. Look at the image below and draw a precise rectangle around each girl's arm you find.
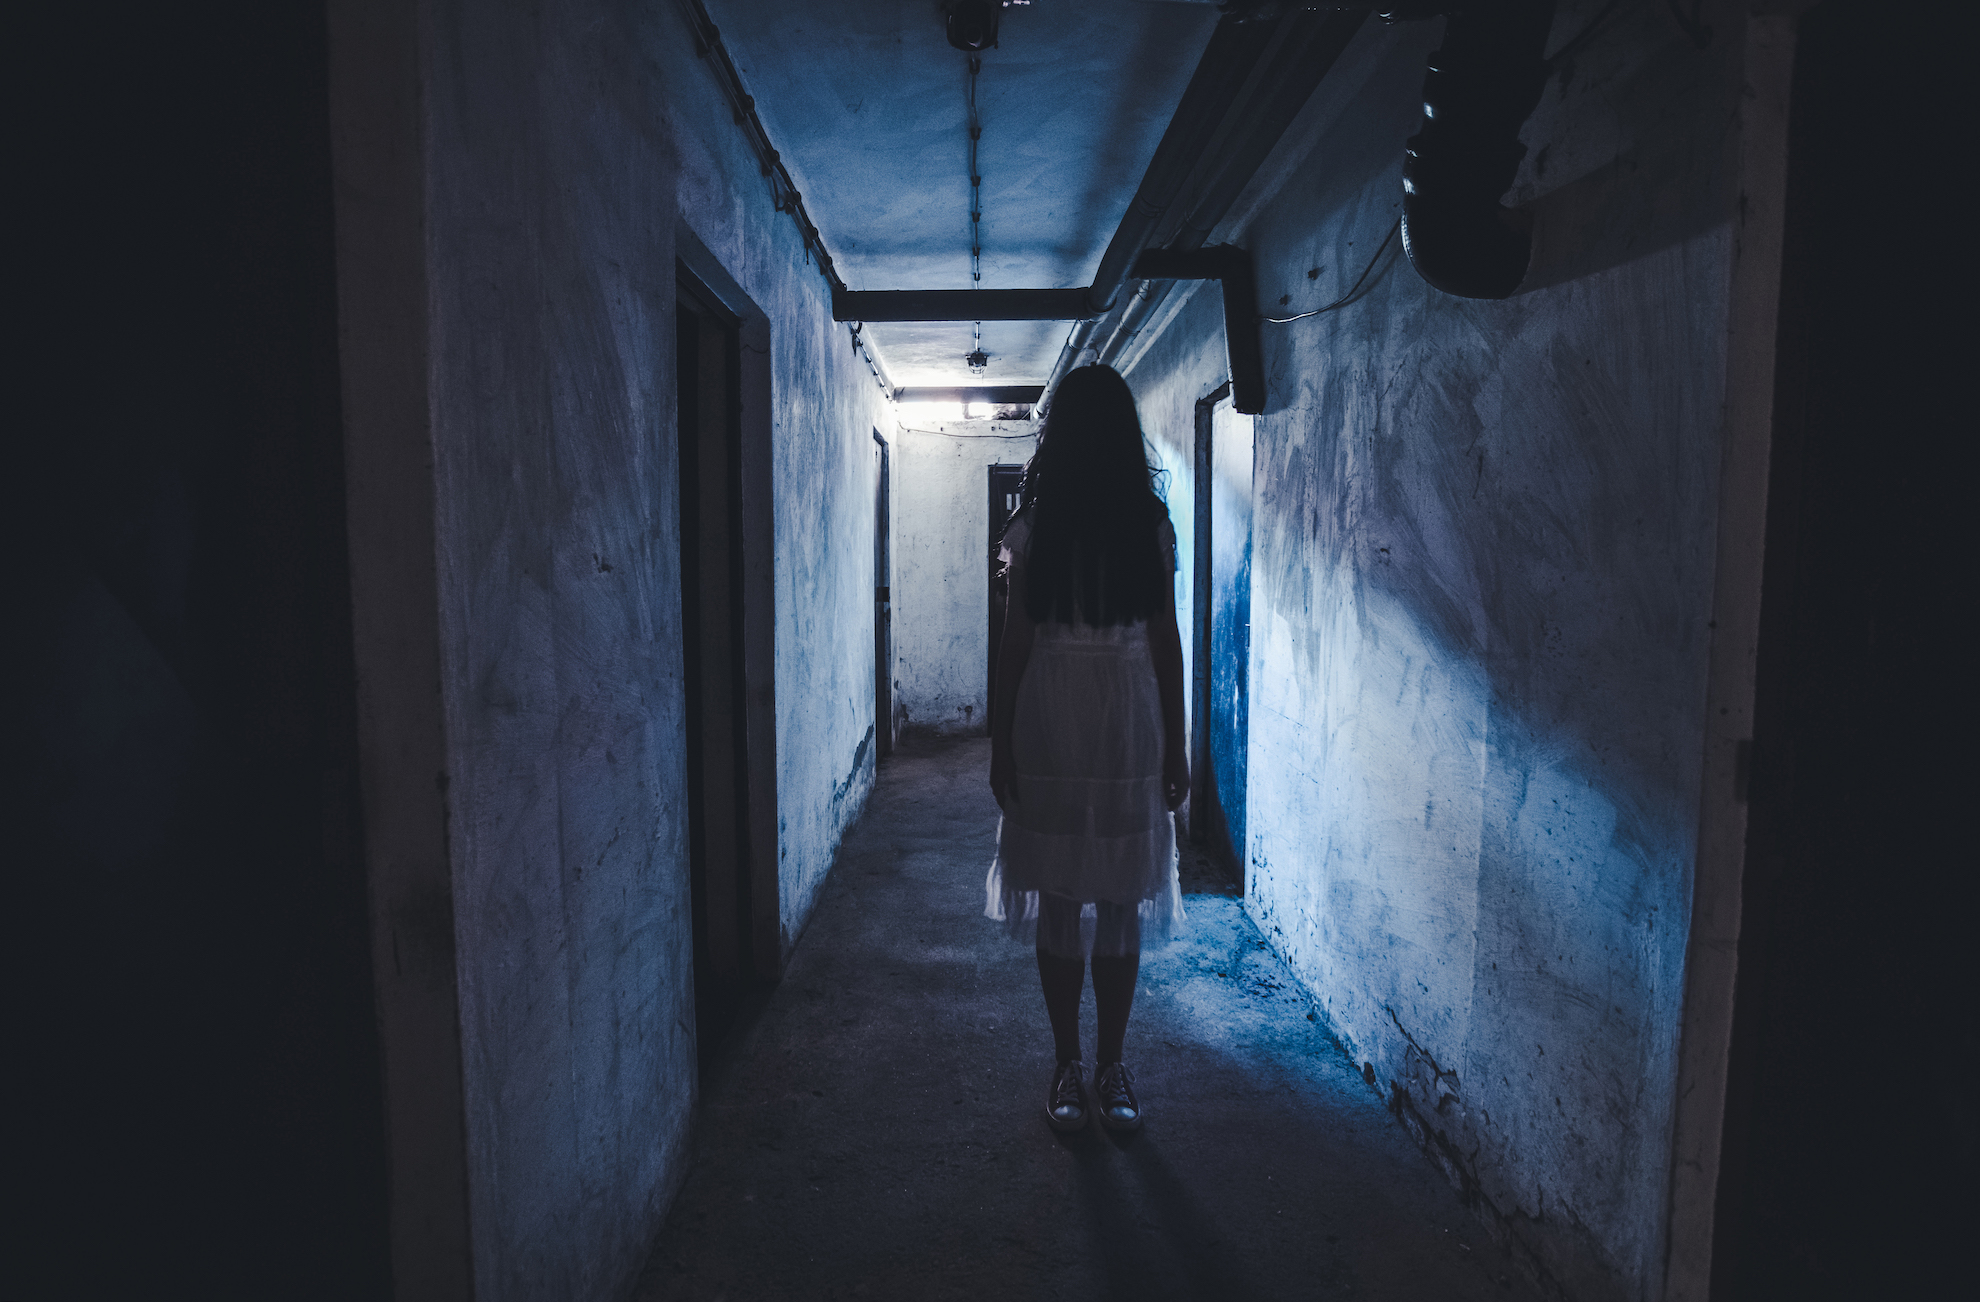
[1148,533,1190,811]
[989,555,1036,807]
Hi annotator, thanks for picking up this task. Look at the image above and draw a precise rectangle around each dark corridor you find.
[11,2,1963,1299]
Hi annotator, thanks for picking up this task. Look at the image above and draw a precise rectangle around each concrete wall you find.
[331,0,889,1295]
[667,47,896,954]
[892,420,1036,735]
[1120,11,1761,1299]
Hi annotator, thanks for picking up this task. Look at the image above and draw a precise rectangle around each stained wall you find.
[332,0,890,1295]
[1121,12,1755,1299]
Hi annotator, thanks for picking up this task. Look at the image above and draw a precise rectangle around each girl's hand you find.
[1163,751,1190,811]
[991,742,1019,808]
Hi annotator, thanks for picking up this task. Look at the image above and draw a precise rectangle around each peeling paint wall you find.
[1122,12,1751,1300]
[892,421,1036,735]
[353,0,892,1294]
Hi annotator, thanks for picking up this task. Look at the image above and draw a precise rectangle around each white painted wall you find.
[1118,13,1768,1301]
[333,1,894,1293]
[891,420,1036,735]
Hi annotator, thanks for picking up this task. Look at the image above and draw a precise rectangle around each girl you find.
[988,364,1189,1133]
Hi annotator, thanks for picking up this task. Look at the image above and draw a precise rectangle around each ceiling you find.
[705,0,1222,385]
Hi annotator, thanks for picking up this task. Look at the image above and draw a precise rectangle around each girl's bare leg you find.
[1090,953,1140,1067]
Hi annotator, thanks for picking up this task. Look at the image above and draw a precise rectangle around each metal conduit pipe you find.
[1128,245,1267,414]
[1088,9,1366,387]
[1041,6,1367,415]
[1166,10,1367,255]
[1034,11,1281,411]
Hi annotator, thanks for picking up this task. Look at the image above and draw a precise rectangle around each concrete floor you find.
[636,736,1539,1301]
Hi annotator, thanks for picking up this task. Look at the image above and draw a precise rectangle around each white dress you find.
[985,509,1187,958]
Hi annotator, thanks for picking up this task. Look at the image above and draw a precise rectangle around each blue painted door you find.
[1208,399,1252,882]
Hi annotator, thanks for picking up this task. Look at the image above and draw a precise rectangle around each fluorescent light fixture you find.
[896,401,967,422]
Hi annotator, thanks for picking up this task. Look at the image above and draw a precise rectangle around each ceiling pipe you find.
[1032,10,1285,409]
[1039,5,1367,415]
[893,386,1043,405]
[1398,0,1554,298]
[1085,8,1366,396]
[1129,245,1266,414]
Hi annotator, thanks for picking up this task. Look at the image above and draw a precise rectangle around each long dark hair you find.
[1014,365,1170,626]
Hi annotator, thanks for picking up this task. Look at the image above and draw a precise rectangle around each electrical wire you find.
[965,56,988,375]
[895,424,1038,440]
[1261,217,1402,324]
[673,0,844,294]
[966,56,984,289]
[848,322,892,394]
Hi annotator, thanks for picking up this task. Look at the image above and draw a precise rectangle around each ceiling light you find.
[965,348,989,374]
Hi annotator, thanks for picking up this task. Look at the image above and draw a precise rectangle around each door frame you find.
[873,429,894,758]
[1188,381,1230,848]
[677,223,782,984]
[987,463,1027,726]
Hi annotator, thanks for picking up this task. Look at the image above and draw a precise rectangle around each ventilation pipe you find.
[1082,10,1365,414]
[1039,6,1365,415]
[1129,245,1265,414]
[1033,11,1283,407]
[1397,0,1555,299]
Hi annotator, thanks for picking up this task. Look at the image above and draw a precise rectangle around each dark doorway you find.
[874,431,894,758]
[1705,8,1961,1294]
[677,267,758,1070]
[988,463,1027,720]
[1190,384,1253,888]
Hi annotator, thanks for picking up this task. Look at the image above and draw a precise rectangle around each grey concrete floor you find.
[636,736,1538,1302]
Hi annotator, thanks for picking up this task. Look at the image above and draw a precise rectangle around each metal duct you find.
[1034,10,1285,409]
[1399,1,1555,299]
[1128,246,1266,415]
[1040,6,1367,415]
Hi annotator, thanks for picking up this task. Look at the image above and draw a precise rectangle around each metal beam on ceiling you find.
[892,386,1043,404]
[831,288,1101,323]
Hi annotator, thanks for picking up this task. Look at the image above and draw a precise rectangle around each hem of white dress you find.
[984,857,1187,959]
